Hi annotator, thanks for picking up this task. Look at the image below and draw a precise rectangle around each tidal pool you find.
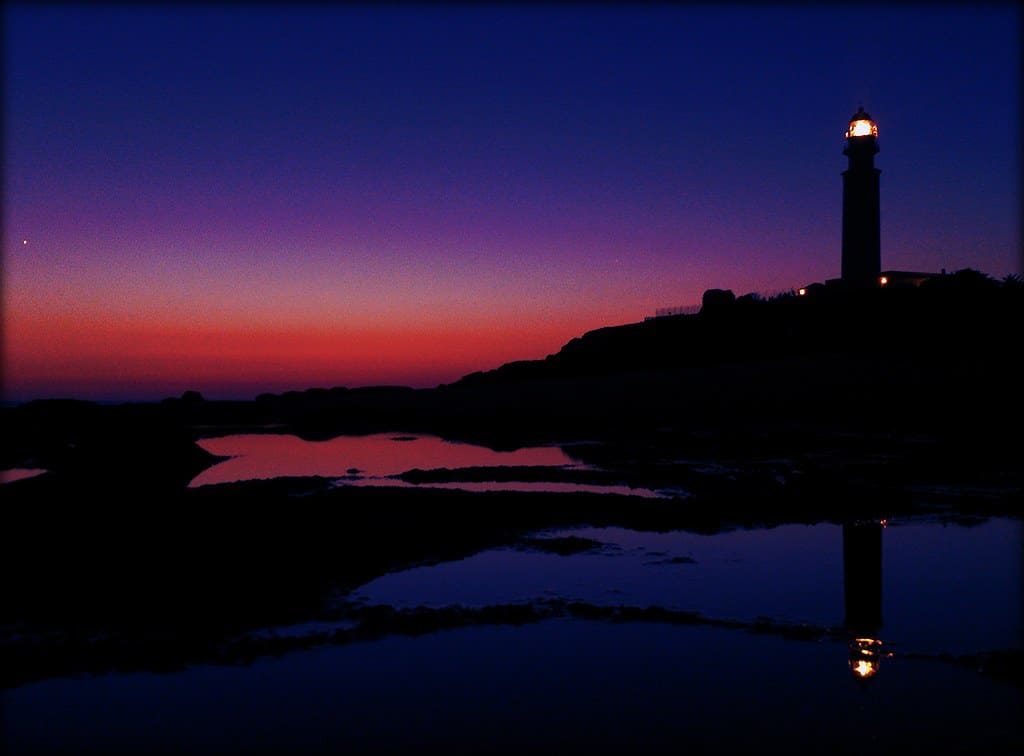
[2,515,1020,754]
[4,620,1020,755]
[0,468,47,484]
[353,516,1023,655]
[190,432,667,497]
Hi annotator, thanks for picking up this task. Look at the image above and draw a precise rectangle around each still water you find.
[190,432,667,497]
[5,622,1020,755]
[0,468,47,484]
[354,517,1022,654]
[3,515,1020,754]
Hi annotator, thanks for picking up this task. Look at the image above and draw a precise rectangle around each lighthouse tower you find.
[841,107,881,288]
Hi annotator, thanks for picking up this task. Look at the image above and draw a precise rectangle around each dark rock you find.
[516,536,605,556]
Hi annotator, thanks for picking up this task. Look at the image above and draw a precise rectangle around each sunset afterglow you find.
[4,6,1018,401]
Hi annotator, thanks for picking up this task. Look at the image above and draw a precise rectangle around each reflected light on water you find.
[850,638,884,680]
[0,468,48,484]
[337,478,667,498]
[190,433,580,487]
[853,659,878,679]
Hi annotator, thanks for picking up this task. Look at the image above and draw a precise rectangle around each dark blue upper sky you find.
[4,4,1021,398]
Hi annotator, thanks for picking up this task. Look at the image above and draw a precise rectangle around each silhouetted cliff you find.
[454,271,1023,386]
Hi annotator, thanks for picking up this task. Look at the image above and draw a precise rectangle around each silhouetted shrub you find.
[921,267,998,294]
[1001,274,1023,290]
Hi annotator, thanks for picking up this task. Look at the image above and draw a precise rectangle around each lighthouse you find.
[843,519,886,682]
[841,107,881,288]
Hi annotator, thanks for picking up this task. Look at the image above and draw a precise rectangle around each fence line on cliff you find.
[644,304,701,320]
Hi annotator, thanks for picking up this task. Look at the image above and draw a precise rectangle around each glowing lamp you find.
[879,276,888,286]
[845,107,878,139]
[798,288,807,296]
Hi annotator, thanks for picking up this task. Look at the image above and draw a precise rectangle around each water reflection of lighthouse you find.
[843,520,886,680]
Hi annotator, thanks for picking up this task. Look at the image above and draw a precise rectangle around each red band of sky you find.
[4,6,1019,401]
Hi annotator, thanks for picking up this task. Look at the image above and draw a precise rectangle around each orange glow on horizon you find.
[3,308,599,397]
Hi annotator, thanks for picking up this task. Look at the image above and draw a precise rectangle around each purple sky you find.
[3,5,1020,401]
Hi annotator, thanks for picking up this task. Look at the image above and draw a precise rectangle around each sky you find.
[3,4,1020,402]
